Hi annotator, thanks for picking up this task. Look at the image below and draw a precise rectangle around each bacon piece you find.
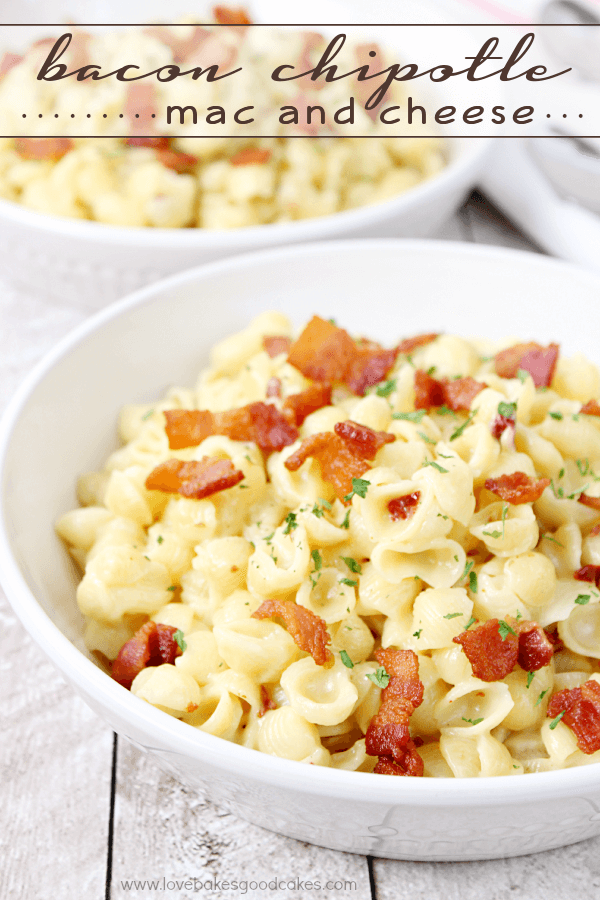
[164,402,298,455]
[15,138,73,161]
[453,618,518,682]
[298,32,324,89]
[111,621,181,689]
[574,565,600,587]
[414,370,446,409]
[252,599,333,666]
[388,492,420,521]
[213,5,252,25]
[491,413,515,440]
[145,457,244,499]
[155,148,198,173]
[516,621,554,671]
[344,344,398,397]
[590,524,600,537]
[547,679,600,754]
[124,83,157,134]
[484,472,550,505]
[258,685,277,718]
[0,52,22,76]
[373,741,424,777]
[125,136,169,149]
[263,335,291,358]
[284,432,369,502]
[414,371,485,412]
[579,494,600,512]
[366,649,424,775]
[165,410,214,450]
[397,332,439,355]
[334,420,395,460]
[283,383,332,426]
[266,377,282,399]
[495,342,559,388]
[581,399,600,417]
[287,316,358,384]
[230,147,272,166]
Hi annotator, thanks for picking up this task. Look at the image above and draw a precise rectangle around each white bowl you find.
[0,0,494,309]
[2,239,600,862]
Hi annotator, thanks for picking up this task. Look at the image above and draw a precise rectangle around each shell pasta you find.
[57,313,600,776]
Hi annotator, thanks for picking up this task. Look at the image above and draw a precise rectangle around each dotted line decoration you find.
[19,112,582,120]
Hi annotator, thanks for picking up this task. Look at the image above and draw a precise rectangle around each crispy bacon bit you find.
[397,333,439,355]
[579,494,600,511]
[414,371,485,412]
[287,316,396,396]
[574,565,600,587]
[284,432,369,502]
[164,402,298,455]
[334,420,395,460]
[491,413,515,440]
[145,457,244,499]
[581,399,600,417]
[366,649,424,776]
[124,83,157,134]
[287,316,358,384]
[495,342,559,388]
[263,335,291,358]
[454,618,519,682]
[484,472,550,505]
[230,147,272,166]
[388,492,420,521]
[373,741,424,777]
[283,383,332,426]
[111,621,181,689]
[0,52,22,76]
[284,420,391,501]
[516,621,554,671]
[258,685,277,718]
[547,679,600,754]
[15,138,73,161]
[125,136,170,149]
[165,409,214,450]
[213,5,252,25]
[266,377,282,399]
[155,148,198,173]
[252,599,333,666]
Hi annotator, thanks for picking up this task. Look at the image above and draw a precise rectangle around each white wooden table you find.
[3,192,600,900]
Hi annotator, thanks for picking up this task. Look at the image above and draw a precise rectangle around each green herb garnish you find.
[498,620,517,641]
[367,667,390,689]
[344,477,370,502]
[340,650,354,669]
[423,460,449,474]
[392,410,426,423]
[283,512,298,534]
[575,594,591,605]
[173,629,187,653]
[548,710,565,730]
[375,379,396,398]
[341,557,362,574]
[311,549,322,571]
[450,408,478,442]
[498,401,517,419]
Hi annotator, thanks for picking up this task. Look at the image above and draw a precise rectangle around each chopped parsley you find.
[443,612,463,620]
[344,477,370,502]
[283,512,298,534]
[548,411,563,421]
[318,498,332,510]
[167,585,176,592]
[157,535,164,544]
[501,503,509,537]
[575,594,591,606]
[548,710,565,730]
[340,650,354,669]
[426,366,437,376]
[311,504,325,518]
[517,368,528,383]
[437,405,458,418]
[449,408,478,442]
[423,459,449,474]
[469,570,478,593]
[311,549,323,571]
[418,431,436,445]
[173,629,187,653]
[535,689,549,707]
[340,578,358,587]
[541,533,564,547]
[498,620,517,641]
[497,401,517,419]
[367,667,390,689]
[392,410,426,423]
[577,458,590,477]
[413,629,423,638]
[264,532,275,543]
[482,528,503,539]
[375,379,396,398]
[340,510,351,529]
[141,408,154,421]
[341,556,362,574]
[526,671,535,689]
[462,717,484,726]
[465,616,477,631]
